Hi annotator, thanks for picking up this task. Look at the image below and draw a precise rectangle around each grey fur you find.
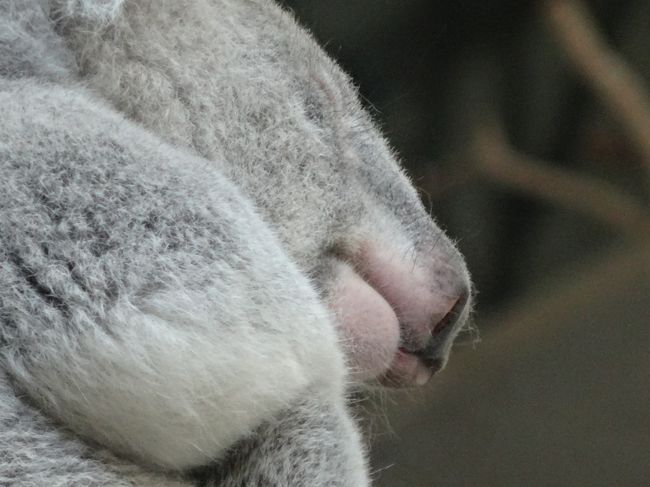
[0,0,470,485]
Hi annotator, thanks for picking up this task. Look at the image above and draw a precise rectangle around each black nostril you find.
[416,287,470,361]
[432,286,470,337]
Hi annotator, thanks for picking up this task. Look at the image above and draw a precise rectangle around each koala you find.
[0,0,472,485]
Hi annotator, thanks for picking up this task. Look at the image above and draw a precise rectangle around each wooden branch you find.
[471,123,650,240]
[543,0,650,172]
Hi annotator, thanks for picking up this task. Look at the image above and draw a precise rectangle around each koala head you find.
[57,0,473,388]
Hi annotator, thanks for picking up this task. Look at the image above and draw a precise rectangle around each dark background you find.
[281,1,650,485]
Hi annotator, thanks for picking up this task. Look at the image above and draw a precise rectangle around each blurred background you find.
[281,0,649,485]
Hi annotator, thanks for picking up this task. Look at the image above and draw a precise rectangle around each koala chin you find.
[0,0,472,485]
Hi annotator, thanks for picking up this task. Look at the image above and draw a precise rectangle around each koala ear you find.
[49,0,125,22]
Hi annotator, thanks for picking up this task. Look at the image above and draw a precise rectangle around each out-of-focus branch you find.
[470,123,650,240]
[543,0,650,172]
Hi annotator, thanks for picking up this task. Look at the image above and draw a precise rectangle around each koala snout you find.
[372,245,471,388]
[329,238,471,387]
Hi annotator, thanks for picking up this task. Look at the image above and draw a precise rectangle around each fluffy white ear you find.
[50,0,125,22]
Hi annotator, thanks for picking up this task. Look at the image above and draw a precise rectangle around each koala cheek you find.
[328,263,400,382]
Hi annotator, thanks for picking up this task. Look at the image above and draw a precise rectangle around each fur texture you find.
[0,77,346,470]
[59,0,471,377]
[0,0,471,485]
[50,0,126,21]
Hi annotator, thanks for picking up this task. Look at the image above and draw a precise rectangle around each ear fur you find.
[49,0,125,22]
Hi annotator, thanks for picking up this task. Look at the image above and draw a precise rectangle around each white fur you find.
[49,0,125,21]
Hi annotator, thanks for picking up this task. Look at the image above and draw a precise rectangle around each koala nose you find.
[356,240,471,337]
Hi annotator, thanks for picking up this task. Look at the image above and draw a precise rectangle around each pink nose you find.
[358,242,470,353]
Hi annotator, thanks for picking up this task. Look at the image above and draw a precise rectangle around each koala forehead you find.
[57,0,440,271]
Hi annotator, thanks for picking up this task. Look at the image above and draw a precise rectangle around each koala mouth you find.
[379,295,468,388]
[381,292,468,388]
[382,348,443,387]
